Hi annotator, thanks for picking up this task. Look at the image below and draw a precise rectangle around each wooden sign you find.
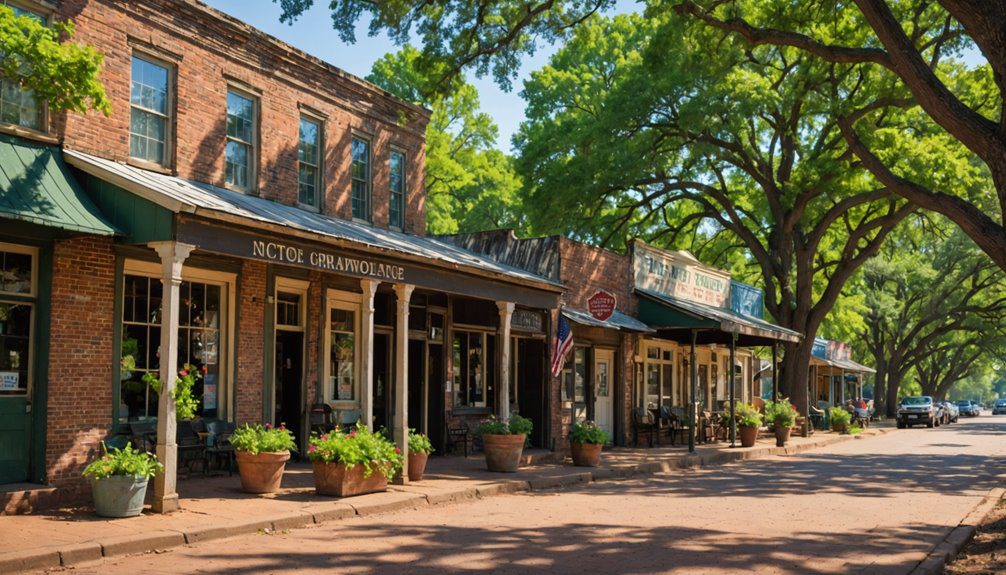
[632,242,731,307]
[587,290,617,321]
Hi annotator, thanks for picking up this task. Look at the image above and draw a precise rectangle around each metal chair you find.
[446,416,470,457]
[631,408,657,448]
[309,403,335,436]
[204,420,236,475]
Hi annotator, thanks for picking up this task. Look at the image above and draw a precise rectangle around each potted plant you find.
[829,406,852,434]
[478,414,532,473]
[307,424,403,497]
[83,442,163,518]
[733,402,763,448]
[764,398,799,447]
[144,363,202,421]
[407,429,434,481]
[230,423,296,494]
[568,421,608,467]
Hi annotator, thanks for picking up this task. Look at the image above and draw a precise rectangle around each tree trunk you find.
[885,369,903,418]
[872,356,889,417]
[779,338,814,417]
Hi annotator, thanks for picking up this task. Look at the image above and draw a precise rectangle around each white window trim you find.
[123,259,237,421]
[388,147,406,231]
[274,276,309,332]
[297,114,324,212]
[128,52,175,169]
[224,86,259,193]
[643,338,677,408]
[0,241,37,298]
[324,289,362,408]
[350,133,372,224]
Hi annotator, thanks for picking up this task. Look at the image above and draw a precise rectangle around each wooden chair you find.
[309,403,335,436]
[446,417,470,457]
[631,408,657,448]
[669,407,689,446]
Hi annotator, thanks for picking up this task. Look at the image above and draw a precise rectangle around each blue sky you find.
[203,0,641,153]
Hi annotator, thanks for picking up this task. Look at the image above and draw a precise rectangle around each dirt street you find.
[51,418,1006,575]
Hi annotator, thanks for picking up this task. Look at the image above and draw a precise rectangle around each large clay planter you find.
[739,425,759,448]
[831,421,849,434]
[90,475,149,518]
[774,424,792,447]
[313,460,388,497]
[570,442,603,467]
[482,434,526,472]
[236,450,290,494]
[408,452,429,482]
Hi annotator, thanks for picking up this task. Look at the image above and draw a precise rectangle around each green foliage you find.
[367,47,523,234]
[848,424,863,436]
[144,363,202,421]
[0,6,110,115]
[731,403,763,428]
[508,414,533,436]
[828,407,851,428]
[82,442,163,480]
[307,424,403,480]
[764,398,799,428]
[568,420,609,445]
[407,428,434,454]
[476,414,533,436]
[230,423,297,455]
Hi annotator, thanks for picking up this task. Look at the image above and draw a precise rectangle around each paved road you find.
[58,417,1006,575]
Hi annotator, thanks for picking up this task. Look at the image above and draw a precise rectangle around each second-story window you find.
[351,136,370,221]
[129,55,171,166]
[225,89,256,191]
[389,150,405,230]
[298,116,321,209]
[0,5,45,132]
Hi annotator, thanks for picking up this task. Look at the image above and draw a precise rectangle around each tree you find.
[366,47,523,234]
[0,5,110,115]
[674,0,1006,274]
[515,12,924,416]
[276,0,615,95]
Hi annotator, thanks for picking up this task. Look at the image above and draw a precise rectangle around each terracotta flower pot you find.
[774,424,792,447]
[408,451,430,481]
[482,434,525,473]
[313,460,388,497]
[570,442,603,467]
[739,425,759,448]
[235,450,290,494]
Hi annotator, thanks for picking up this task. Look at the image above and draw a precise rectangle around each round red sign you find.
[587,290,617,322]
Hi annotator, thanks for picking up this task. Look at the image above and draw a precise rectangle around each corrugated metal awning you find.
[0,134,116,235]
[636,288,802,343]
[562,306,654,333]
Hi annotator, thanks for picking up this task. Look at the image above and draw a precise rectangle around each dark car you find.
[956,400,980,417]
[898,396,937,428]
[993,399,1006,415]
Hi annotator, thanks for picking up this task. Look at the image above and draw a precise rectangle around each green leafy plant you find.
[829,407,852,430]
[569,420,609,445]
[144,363,203,421]
[508,414,533,436]
[82,442,163,480]
[848,424,863,436]
[408,429,434,455]
[732,403,763,428]
[230,423,297,455]
[764,398,799,428]
[476,414,533,437]
[307,424,403,480]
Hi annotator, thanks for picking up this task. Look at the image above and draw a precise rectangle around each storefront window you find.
[573,348,586,403]
[644,344,674,408]
[452,331,495,409]
[329,308,356,402]
[120,275,224,421]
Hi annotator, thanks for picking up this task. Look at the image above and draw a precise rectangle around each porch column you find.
[393,283,414,485]
[729,331,737,448]
[689,330,697,453]
[360,279,379,429]
[149,241,195,514]
[497,302,515,421]
[771,343,779,402]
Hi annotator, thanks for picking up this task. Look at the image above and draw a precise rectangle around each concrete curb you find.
[1,429,889,574]
[909,486,1006,575]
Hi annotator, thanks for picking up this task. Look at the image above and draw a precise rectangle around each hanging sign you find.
[587,290,617,321]
[632,242,731,307]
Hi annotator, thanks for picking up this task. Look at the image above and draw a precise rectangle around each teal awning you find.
[0,134,116,235]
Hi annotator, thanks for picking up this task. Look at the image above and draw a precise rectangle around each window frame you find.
[350,133,372,223]
[324,289,362,407]
[0,241,37,398]
[388,148,406,230]
[452,328,496,410]
[224,86,259,193]
[297,114,324,211]
[128,52,175,169]
[0,2,48,136]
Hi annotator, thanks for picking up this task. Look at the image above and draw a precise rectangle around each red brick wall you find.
[45,237,116,492]
[558,238,633,314]
[236,260,266,424]
[55,0,428,234]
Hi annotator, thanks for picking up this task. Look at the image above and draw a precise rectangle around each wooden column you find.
[497,302,515,421]
[360,279,379,429]
[393,283,413,485]
[149,241,195,514]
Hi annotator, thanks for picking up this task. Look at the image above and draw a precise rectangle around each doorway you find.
[515,338,547,448]
[407,339,425,435]
[274,330,304,449]
[373,332,392,433]
[594,349,614,441]
[427,343,445,452]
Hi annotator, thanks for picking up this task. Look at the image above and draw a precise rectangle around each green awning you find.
[0,134,116,235]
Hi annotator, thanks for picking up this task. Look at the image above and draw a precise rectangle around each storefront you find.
[810,338,875,408]
[65,149,562,511]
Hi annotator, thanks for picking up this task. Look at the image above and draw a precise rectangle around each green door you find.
[0,301,33,484]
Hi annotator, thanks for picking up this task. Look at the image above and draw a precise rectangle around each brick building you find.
[0,0,561,512]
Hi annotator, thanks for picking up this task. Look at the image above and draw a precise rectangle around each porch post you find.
[149,241,195,514]
[689,329,697,453]
[360,279,379,429]
[393,283,414,485]
[771,343,779,402]
[497,302,515,421]
[729,331,737,448]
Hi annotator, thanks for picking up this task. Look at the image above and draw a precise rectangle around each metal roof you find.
[63,149,562,291]
[0,135,116,235]
[562,306,654,333]
[636,287,802,343]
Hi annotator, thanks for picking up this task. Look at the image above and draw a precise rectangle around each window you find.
[226,89,256,190]
[298,116,321,209]
[389,150,405,229]
[120,275,225,421]
[130,55,171,165]
[452,330,496,409]
[275,292,302,329]
[0,4,44,131]
[351,136,370,221]
[644,343,674,409]
[327,303,358,403]
[0,245,35,397]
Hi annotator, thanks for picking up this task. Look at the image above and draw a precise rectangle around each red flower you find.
[349,430,357,437]
[201,366,207,375]
[394,447,401,454]
[321,434,329,441]
[308,445,316,452]
[265,423,273,430]
[279,424,286,430]
[179,370,188,377]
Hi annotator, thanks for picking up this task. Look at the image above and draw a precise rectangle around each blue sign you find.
[812,338,828,360]
[730,280,764,319]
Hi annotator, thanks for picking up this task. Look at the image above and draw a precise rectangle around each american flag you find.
[550,315,574,377]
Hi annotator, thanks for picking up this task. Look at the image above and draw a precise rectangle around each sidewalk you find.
[0,426,891,574]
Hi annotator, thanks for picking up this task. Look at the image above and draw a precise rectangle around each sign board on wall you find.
[587,290,617,321]
[512,309,544,333]
[0,371,19,391]
[632,242,731,307]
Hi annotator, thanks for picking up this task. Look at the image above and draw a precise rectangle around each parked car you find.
[993,399,1006,415]
[942,401,959,424]
[897,396,937,428]
[956,400,980,417]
